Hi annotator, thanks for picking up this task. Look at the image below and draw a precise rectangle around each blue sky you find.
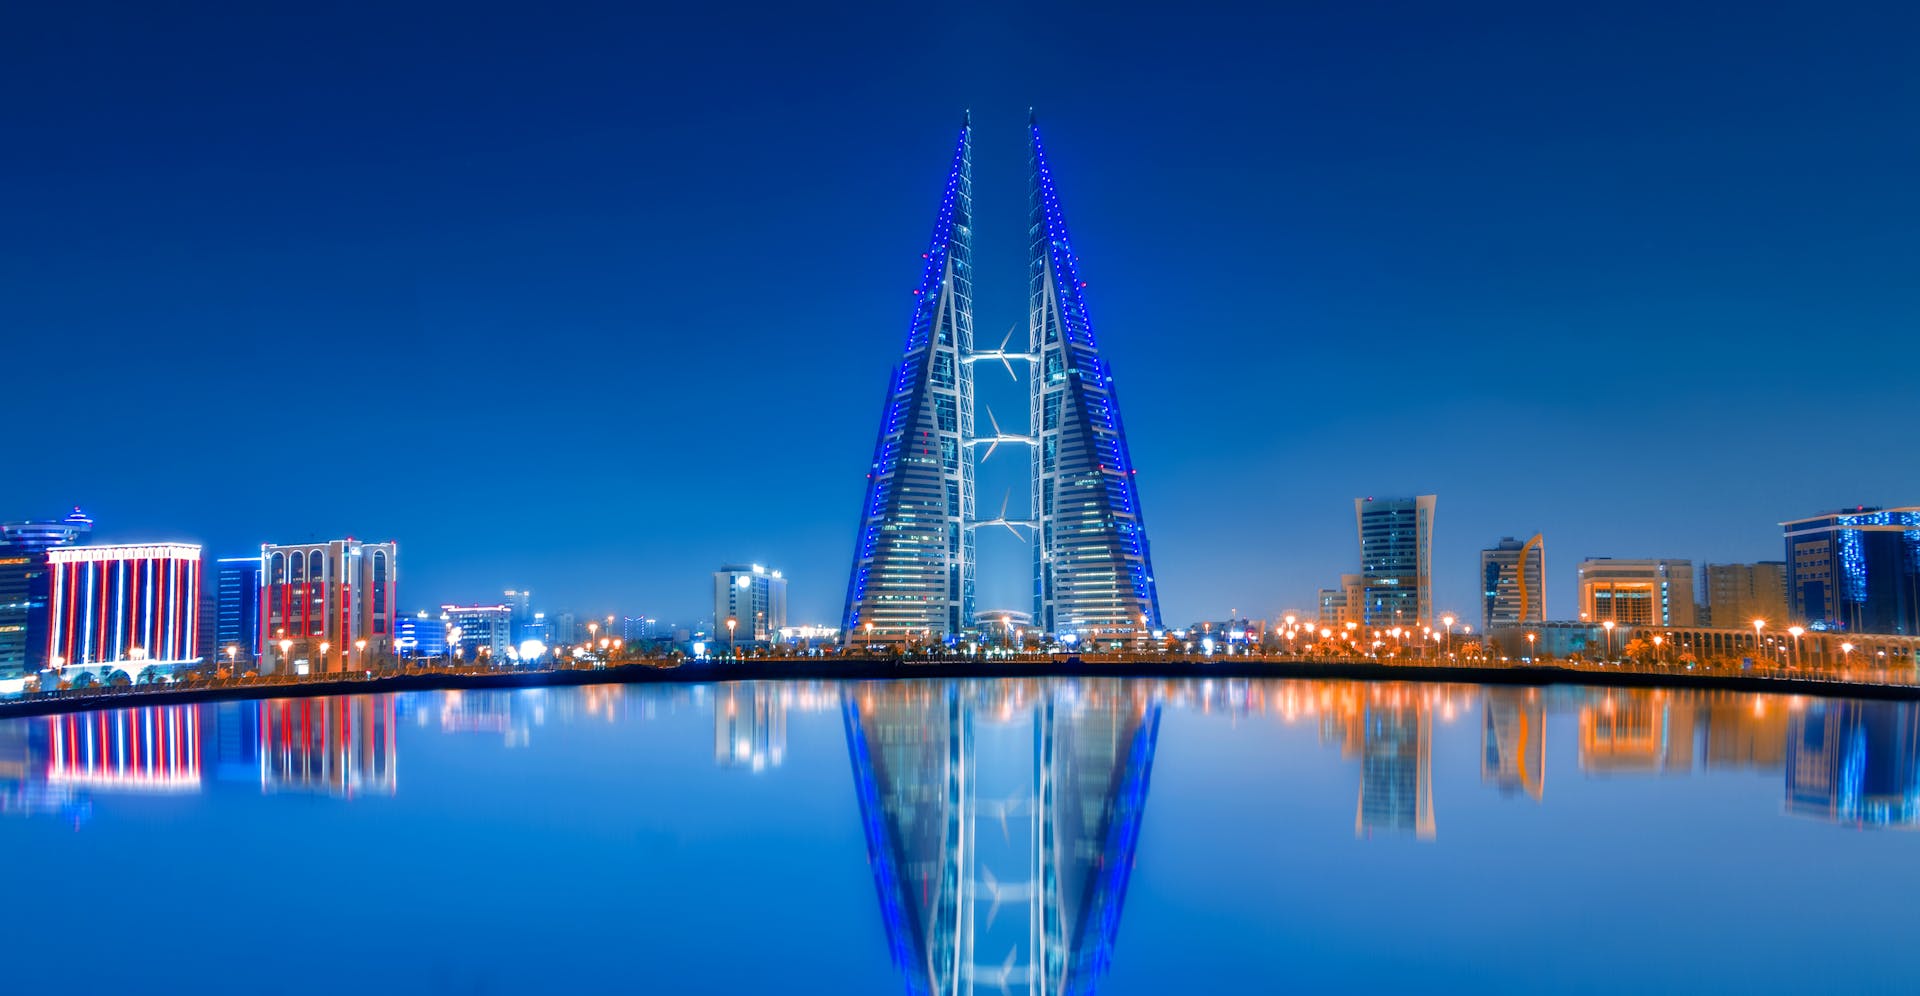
[3,1,1916,627]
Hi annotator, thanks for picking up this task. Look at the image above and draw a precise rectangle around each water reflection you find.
[1482,688,1545,801]
[1787,700,1919,828]
[844,681,1158,996]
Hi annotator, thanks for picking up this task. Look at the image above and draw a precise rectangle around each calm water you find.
[1,678,1913,994]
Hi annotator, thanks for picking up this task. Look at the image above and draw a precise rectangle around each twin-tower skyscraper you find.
[841,114,1161,645]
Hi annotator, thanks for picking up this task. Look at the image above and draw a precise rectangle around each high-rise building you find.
[1701,562,1788,629]
[1356,496,1436,628]
[1480,534,1545,632]
[213,555,262,664]
[841,114,1163,646]
[44,543,204,678]
[259,539,397,674]
[0,507,93,680]
[1577,558,1696,626]
[553,612,577,646]
[1027,117,1162,643]
[440,604,512,659]
[841,117,977,645]
[714,564,788,644]
[1782,506,1920,635]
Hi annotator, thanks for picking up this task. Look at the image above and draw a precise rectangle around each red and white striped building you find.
[259,539,397,674]
[45,543,204,675]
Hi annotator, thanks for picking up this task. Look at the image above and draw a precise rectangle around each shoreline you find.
[1,656,1916,720]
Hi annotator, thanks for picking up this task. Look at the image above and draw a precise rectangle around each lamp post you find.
[725,617,738,658]
[278,639,292,674]
[1788,626,1804,668]
[1442,615,1454,657]
[1752,619,1765,658]
[1526,632,1536,662]
[1652,635,1663,664]
[1842,642,1855,669]
[355,638,367,671]
[1602,620,1615,661]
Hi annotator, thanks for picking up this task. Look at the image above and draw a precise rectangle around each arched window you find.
[270,551,286,585]
[308,550,325,583]
[289,551,304,583]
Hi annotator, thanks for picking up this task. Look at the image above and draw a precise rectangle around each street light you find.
[725,617,738,658]
[1788,626,1804,667]
[1442,615,1454,657]
[1652,634,1663,664]
[1526,632,1536,662]
[1752,619,1765,656]
[1842,642,1855,667]
[355,638,367,670]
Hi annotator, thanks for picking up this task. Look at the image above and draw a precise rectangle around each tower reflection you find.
[843,680,1160,996]
[1482,689,1545,801]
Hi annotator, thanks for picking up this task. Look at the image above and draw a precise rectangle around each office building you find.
[1701,561,1788,629]
[1480,534,1545,632]
[394,611,447,658]
[714,564,788,644]
[1355,496,1437,628]
[44,543,204,678]
[1782,506,1920,635]
[0,507,93,679]
[552,612,577,646]
[441,604,513,659]
[213,555,262,664]
[1577,558,1696,626]
[260,539,398,674]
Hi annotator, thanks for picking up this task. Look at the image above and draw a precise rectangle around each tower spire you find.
[1027,118,1162,640]
[841,120,977,644]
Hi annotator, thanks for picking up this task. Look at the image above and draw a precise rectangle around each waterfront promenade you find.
[2,650,1916,719]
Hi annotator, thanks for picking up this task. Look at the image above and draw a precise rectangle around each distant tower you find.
[1480,534,1545,631]
[1356,496,1437,628]
[1028,117,1162,641]
[841,118,977,644]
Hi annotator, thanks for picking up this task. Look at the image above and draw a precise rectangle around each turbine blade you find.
[1001,355,1017,381]
[986,406,1002,436]
[984,440,999,462]
[1000,323,1015,352]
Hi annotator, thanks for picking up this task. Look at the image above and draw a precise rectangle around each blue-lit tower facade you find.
[1027,118,1161,641]
[842,119,977,643]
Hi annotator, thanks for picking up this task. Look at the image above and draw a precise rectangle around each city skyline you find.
[6,4,1918,627]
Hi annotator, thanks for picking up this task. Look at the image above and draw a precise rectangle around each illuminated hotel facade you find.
[260,539,396,674]
[841,114,1162,645]
[44,543,205,677]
